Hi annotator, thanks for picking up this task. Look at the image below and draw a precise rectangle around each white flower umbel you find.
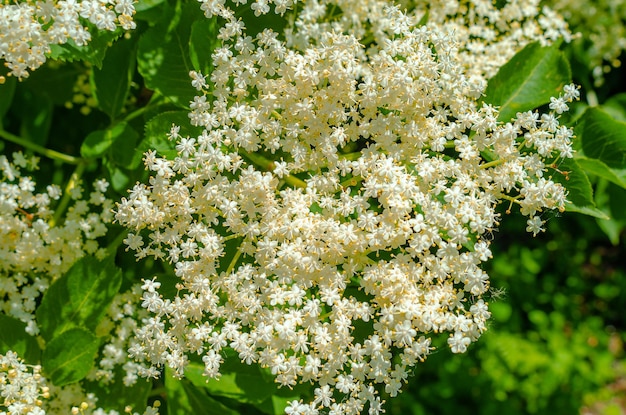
[0,0,136,78]
[0,153,113,335]
[0,350,162,414]
[116,1,578,413]
[0,351,49,415]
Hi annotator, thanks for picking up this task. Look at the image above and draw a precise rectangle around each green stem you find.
[0,129,83,165]
[123,91,165,123]
[339,151,363,161]
[226,244,243,275]
[239,149,307,189]
[222,234,241,242]
[480,158,505,169]
[50,161,87,227]
[499,193,519,203]
[149,387,167,397]
[340,175,363,188]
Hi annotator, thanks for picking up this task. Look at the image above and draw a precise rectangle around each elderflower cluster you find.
[0,352,160,415]
[415,0,571,78]
[545,0,626,85]
[116,1,578,413]
[0,0,136,78]
[88,286,157,385]
[0,153,113,335]
[0,351,49,415]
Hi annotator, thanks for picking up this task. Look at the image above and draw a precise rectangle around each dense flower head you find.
[0,351,49,415]
[0,0,136,78]
[115,0,578,413]
[0,153,113,334]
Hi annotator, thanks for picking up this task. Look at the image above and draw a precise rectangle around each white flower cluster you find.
[0,0,136,78]
[115,1,578,414]
[416,0,572,78]
[0,351,49,415]
[88,286,157,386]
[0,153,113,335]
[0,351,160,415]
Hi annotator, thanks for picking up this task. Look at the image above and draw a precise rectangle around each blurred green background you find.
[387,4,626,412]
[391,212,626,415]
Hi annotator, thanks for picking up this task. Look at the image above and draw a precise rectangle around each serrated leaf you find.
[36,256,122,341]
[0,315,41,363]
[575,157,626,189]
[92,36,137,120]
[189,17,219,75]
[553,158,609,219]
[48,29,123,68]
[564,204,610,219]
[81,121,138,159]
[483,42,571,122]
[137,2,205,107]
[42,328,98,386]
[581,107,626,169]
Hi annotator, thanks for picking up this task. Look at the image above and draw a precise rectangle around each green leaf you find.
[581,107,626,169]
[595,216,623,246]
[0,315,41,363]
[575,157,626,189]
[92,36,137,120]
[48,29,123,69]
[483,42,571,122]
[104,159,134,193]
[111,123,141,168]
[189,17,219,75]
[143,110,202,158]
[135,0,167,13]
[81,121,138,159]
[185,363,274,404]
[554,158,609,219]
[602,93,626,123]
[42,328,98,386]
[185,360,304,414]
[22,64,82,106]
[608,182,626,221]
[36,256,122,341]
[165,369,239,415]
[137,2,205,106]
